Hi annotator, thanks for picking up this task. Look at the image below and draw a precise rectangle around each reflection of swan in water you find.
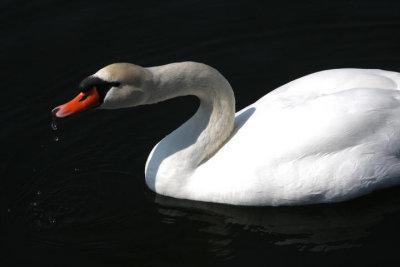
[152,186,400,253]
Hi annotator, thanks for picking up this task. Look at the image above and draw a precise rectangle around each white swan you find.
[52,62,400,206]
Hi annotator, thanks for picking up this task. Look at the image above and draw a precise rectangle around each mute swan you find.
[52,62,400,206]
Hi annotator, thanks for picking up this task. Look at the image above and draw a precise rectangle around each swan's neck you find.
[144,62,235,195]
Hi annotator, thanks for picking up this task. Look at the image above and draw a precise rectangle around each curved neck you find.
[144,62,235,193]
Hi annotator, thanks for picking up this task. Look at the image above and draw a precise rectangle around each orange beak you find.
[52,87,100,118]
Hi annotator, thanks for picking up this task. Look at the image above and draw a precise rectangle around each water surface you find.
[2,0,400,266]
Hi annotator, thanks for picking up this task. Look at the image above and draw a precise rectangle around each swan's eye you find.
[95,82,120,92]
[79,76,121,104]
[111,82,120,88]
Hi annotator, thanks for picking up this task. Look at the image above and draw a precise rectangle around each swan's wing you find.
[269,68,399,99]
[224,69,400,165]
[192,69,400,205]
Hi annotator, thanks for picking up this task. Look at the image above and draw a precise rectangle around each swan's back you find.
[188,69,400,205]
[270,68,399,99]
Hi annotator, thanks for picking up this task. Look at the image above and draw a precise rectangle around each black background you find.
[2,0,400,266]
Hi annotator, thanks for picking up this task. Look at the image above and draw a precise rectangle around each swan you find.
[52,62,400,206]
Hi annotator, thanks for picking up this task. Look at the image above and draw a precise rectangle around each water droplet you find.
[7,208,11,213]
[49,217,56,224]
[54,136,59,142]
[51,118,58,131]
[32,202,38,207]
[36,190,42,196]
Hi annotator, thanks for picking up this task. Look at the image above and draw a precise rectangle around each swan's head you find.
[52,63,151,118]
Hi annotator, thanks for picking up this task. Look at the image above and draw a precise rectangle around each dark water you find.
[2,0,400,266]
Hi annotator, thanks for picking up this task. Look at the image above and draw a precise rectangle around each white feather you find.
[96,63,400,206]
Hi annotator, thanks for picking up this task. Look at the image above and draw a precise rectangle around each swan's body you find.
[53,62,400,206]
